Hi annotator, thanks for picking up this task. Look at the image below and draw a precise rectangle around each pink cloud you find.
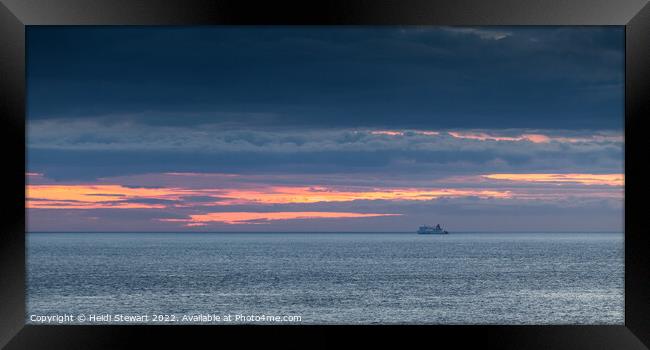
[482,173,624,186]
[160,211,401,225]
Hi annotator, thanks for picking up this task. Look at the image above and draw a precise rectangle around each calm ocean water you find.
[26,232,623,324]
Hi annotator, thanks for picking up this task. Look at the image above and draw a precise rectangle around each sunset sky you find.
[26,26,624,232]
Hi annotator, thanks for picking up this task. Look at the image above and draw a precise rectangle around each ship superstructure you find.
[417,224,449,234]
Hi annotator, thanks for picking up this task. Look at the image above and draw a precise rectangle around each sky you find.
[26,26,624,232]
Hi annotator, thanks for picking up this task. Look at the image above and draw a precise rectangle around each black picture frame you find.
[1,0,648,348]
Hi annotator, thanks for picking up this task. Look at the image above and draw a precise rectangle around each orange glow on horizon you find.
[482,173,624,186]
[218,187,511,205]
[27,173,620,211]
[26,200,166,209]
[160,211,401,225]
[26,184,512,209]
[26,184,203,209]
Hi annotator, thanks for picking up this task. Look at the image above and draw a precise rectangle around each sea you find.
[26,232,624,325]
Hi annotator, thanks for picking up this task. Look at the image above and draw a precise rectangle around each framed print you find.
[1,0,649,348]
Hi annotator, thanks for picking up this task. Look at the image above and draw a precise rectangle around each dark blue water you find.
[27,232,624,324]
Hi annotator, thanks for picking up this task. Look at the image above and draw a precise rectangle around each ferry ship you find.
[417,224,449,234]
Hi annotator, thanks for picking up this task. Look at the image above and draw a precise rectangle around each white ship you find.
[417,224,449,234]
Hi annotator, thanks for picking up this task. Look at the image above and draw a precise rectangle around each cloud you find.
[441,27,513,41]
[27,120,623,180]
[482,173,624,186]
[370,130,405,136]
[28,27,623,132]
[26,184,214,209]
[28,120,623,153]
[215,186,512,205]
[159,211,401,226]
[449,131,550,143]
[447,131,622,144]
[25,172,623,218]
[25,171,624,232]
[25,183,513,210]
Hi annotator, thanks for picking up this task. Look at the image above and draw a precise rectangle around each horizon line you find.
[27,230,624,234]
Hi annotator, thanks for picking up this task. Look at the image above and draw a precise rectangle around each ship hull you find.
[417,231,449,234]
